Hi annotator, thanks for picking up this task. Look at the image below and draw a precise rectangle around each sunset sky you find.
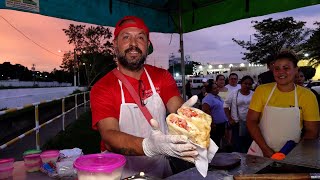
[0,4,320,72]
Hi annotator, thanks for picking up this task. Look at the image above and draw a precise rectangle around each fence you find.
[0,91,90,150]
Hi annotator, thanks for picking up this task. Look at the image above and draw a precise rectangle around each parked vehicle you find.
[307,81,320,95]
[174,77,213,89]
[175,79,182,87]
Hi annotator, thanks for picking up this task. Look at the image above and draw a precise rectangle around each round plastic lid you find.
[0,158,14,164]
[74,153,126,173]
[40,150,59,158]
[23,149,42,156]
[24,154,40,159]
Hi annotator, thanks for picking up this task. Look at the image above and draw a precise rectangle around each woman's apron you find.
[247,84,301,156]
[117,69,172,178]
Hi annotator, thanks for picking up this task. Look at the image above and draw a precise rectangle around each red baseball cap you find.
[114,16,153,55]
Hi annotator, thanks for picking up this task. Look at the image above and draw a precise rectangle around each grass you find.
[42,111,101,154]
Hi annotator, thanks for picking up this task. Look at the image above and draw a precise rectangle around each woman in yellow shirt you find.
[247,51,320,158]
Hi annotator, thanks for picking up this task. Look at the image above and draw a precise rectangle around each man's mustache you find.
[125,46,142,54]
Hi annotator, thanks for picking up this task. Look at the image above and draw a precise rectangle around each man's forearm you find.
[102,130,144,156]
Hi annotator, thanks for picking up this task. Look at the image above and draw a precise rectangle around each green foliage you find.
[62,24,116,86]
[304,22,320,67]
[0,62,32,80]
[51,68,73,83]
[233,17,310,64]
[42,111,101,154]
[299,66,316,80]
[0,62,73,84]
[168,61,201,75]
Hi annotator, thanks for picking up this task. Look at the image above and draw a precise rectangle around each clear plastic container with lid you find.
[0,158,14,170]
[40,150,60,163]
[74,153,126,180]
[23,149,42,156]
[24,154,41,165]
[0,167,14,179]
[25,161,42,172]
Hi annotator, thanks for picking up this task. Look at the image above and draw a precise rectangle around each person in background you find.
[258,59,276,85]
[197,79,208,109]
[90,16,198,178]
[224,75,254,153]
[295,69,306,87]
[202,82,228,147]
[224,73,241,147]
[202,78,209,88]
[216,74,228,100]
[295,69,320,112]
[247,51,320,157]
[225,73,241,92]
[208,78,214,84]
[186,80,193,99]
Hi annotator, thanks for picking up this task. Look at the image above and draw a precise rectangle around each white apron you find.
[247,84,301,156]
[118,68,172,179]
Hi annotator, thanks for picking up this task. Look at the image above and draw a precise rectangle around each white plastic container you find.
[0,167,14,179]
[74,153,126,180]
[0,158,14,170]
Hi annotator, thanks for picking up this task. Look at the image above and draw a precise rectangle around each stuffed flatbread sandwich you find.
[166,107,212,148]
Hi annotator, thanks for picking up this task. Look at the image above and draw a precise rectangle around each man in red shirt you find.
[90,16,198,178]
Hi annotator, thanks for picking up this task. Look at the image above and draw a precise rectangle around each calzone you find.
[166,107,212,148]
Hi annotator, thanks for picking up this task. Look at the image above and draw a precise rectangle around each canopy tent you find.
[1,0,320,33]
[1,0,320,99]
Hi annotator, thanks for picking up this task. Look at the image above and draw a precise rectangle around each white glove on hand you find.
[142,119,198,163]
[182,95,198,107]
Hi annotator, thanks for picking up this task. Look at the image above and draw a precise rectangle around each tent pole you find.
[179,0,186,101]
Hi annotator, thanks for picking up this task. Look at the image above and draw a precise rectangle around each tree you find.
[60,51,74,73]
[168,61,201,75]
[51,68,73,83]
[233,17,310,64]
[62,24,115,86]
[304,22,320,67]
[0,62,32,80]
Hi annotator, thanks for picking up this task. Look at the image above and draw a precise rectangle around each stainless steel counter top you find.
[283,139,320,169]
[166,139,320,180]
[166,153,273,180]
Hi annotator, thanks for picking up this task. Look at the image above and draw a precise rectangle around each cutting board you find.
[210,153,241,170]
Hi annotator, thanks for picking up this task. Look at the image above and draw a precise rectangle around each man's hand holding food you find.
[142,95,201,163]
[142,118,199,163]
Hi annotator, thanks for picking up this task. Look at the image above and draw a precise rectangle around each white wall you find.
[0,87,87,110]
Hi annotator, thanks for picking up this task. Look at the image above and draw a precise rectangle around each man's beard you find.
[116,46,147,71]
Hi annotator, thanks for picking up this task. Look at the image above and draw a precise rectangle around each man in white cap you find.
[202,78,208,87]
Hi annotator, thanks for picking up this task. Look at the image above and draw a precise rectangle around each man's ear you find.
[113,39,117,49]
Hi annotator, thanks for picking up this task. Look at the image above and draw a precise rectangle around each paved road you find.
[0,106,88,160]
